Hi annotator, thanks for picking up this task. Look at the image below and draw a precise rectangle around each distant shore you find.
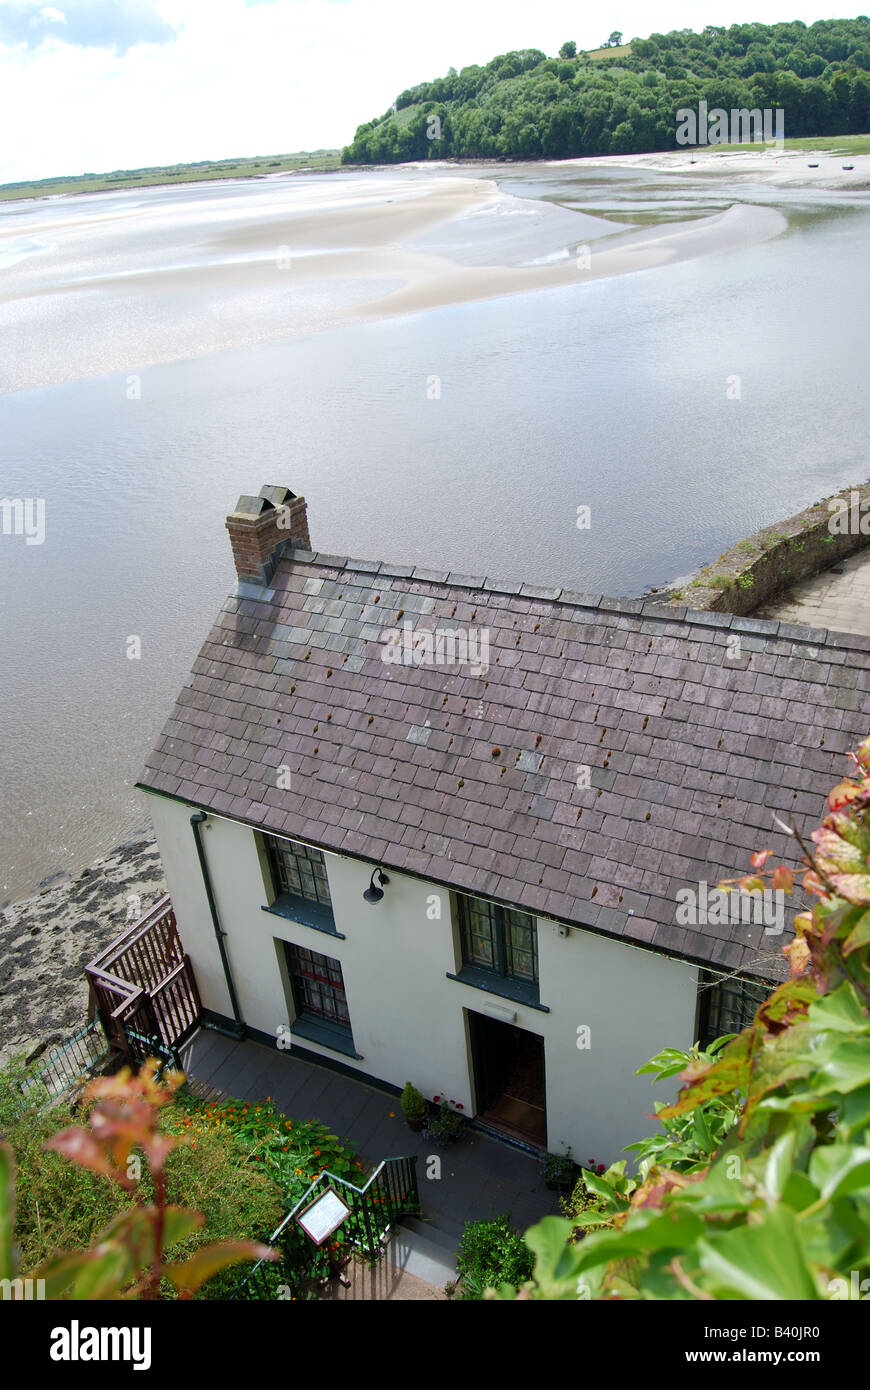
[551,143,870,189]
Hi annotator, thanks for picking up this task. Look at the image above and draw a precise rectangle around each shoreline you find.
[1,161,796,394]
[0,831,166,1069]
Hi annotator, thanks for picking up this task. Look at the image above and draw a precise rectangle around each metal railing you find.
[231,1154,420,1300]
[12,1021,110,1116]
[123,1030,182,1079]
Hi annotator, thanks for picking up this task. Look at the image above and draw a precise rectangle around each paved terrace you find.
[755,551,870,637]
[178,1027,563,1247]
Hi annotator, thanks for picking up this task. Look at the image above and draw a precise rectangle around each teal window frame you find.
[457,895,539,986]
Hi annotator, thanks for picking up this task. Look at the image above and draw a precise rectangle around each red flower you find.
[433,1095,440,1103]
[597,1164,606,1173]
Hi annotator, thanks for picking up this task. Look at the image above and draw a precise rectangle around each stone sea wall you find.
[0,833,166,1070]
[665,480,870,615]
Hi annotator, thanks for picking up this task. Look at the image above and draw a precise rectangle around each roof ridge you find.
[269,550,870,657]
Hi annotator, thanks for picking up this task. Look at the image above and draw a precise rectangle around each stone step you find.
[386,1224,458,1289]
[402,1212,464,1251]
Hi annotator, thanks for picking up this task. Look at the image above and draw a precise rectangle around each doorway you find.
[468,1012,547,1149]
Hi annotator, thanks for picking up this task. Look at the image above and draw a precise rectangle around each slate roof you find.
[138,551,870,980]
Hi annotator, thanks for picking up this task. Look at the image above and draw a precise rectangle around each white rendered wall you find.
[145,793,699,1163]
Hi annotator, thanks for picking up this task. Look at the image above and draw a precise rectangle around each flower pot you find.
[545,1175,573,1192]
[405,1113,426,1132]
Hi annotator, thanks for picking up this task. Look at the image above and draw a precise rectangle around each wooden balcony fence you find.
[85,896,201,1064]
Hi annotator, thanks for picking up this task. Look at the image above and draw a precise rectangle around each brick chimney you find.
[226,485,311,586]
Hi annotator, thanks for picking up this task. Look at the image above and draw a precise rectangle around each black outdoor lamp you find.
[363,867,389,905]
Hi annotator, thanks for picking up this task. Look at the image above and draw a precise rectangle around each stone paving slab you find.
[177,1030,563,1239]
[756,551,870,637]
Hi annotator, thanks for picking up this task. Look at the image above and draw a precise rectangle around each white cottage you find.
[137,485,870,1161]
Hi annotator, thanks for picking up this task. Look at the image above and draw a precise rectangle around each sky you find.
[0,0,851,183]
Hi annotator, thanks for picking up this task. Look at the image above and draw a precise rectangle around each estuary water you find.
[1,160,869,903]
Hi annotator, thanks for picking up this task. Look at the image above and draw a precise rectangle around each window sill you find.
[288,1016,362,1060]
[262,897,344,938]
[446,968,550,1012]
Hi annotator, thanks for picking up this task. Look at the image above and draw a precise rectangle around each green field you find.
[0,150,342,203]
[694,132,870,155]
[583,43,633,60]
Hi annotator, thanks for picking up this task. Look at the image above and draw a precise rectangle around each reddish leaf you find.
[771,865,794,892]
[786,936,812,976]
[829,780,861,811]
[45,1128,125,1186]
[738,875,765,895]
[749,849,774,869]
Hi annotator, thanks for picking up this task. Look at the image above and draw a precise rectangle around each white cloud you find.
[0,0,831,183]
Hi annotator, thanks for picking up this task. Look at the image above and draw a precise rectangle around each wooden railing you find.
[84,897,201,1062]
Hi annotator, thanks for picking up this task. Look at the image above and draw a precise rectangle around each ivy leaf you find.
[812,1041,870,1095]
[839,1084,870,1139]
[809,1145,870,1202]
[764,1130,797,1200]
[692,1105,714,1154]
[697,1205,820,1300]
[809,981,869,1032]
[843,910,870,956]
[523,1217,584,1297]
[573,1208,705,1272]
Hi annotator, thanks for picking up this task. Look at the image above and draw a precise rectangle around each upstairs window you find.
[697,969,769,1049]
[457,894,539,1000]
[263,835,336,934]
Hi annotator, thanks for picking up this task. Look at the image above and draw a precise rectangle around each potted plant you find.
[400,1081,428,1132]
[542,1148,574,1191]
[423,1094,466,1147]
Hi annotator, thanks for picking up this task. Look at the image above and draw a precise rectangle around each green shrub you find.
[400,1082,427,1121]
[456,1213,534,1298]
[560,1175,610,1239]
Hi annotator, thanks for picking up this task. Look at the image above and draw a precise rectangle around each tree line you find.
[341,18,870,164]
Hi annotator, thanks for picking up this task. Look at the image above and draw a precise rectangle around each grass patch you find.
[705,133,870,156]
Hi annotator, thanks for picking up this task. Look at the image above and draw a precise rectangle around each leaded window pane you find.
[286,944,350,1027]
[698,971,768,1048]
[267,836,332,906]
[459,896,538,985]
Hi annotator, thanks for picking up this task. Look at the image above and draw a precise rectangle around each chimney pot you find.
[226,484,310,585]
